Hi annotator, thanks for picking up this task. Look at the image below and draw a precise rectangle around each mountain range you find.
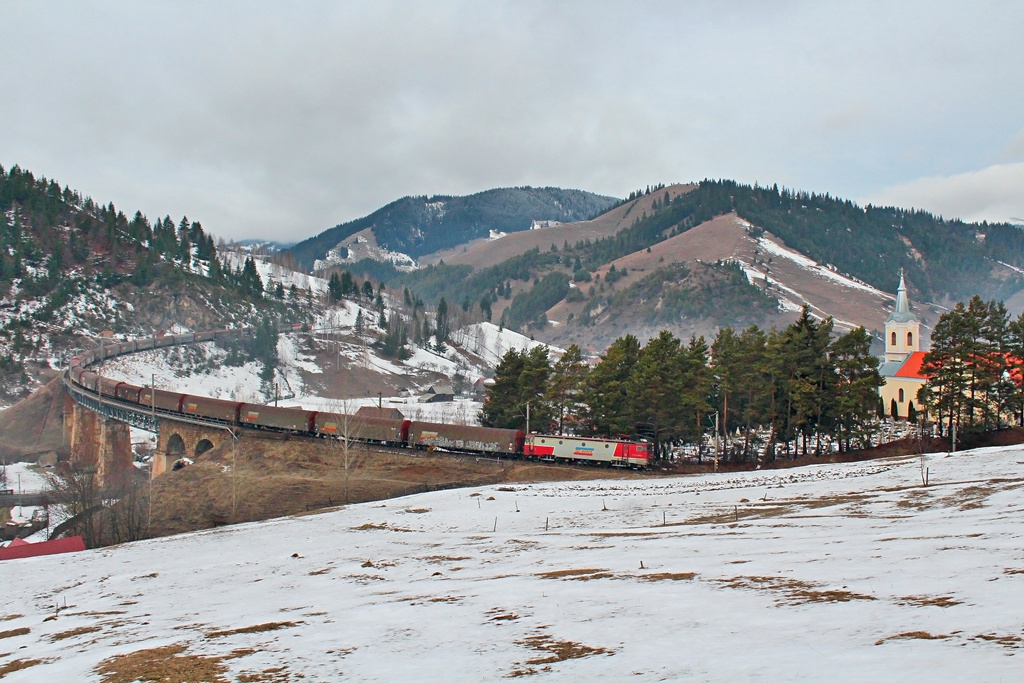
[6,161,1024,413]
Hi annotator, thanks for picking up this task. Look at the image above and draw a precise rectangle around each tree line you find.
[483,306,882,462]
[919,296,1024,438]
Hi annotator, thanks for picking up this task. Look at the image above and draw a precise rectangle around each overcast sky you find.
[2,2,1023,242]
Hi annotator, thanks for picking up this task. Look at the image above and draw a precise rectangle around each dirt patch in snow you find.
[638,572,698,582]
[716,575,876,605]
[509,629,616,676]
[50,625,101,641]
[205,621,301,639]
[875,631,950,646]
[0,657,47,677]
[0,627,30,640]
[94,643,231,683]
[536,568,612,581]
[896,595,963,608]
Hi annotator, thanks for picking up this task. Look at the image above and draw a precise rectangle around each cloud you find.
[2,2,1024,241]
[864,163,1024,225]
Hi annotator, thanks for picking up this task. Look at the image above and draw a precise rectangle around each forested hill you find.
[0,164,297,403]
[644,180,1024,302]
[286,187,617,269]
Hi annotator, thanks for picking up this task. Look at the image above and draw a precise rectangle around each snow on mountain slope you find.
[3,446,1024,680]
[95,312,564,429]
[313,228,418,272]
[452,322,561,366]
[221,250,330,297]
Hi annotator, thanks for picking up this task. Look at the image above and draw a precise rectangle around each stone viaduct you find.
[62,389,236,486]
[57,327,284,488]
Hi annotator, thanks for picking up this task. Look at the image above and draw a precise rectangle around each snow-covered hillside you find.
[98,318,560,433]
[3,446,1023,680]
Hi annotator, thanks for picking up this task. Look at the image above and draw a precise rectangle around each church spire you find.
[887,269,916,323]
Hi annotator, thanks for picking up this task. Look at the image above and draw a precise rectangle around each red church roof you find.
[894,351,929,380]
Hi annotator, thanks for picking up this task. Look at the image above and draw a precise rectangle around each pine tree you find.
[435,297,450,345]
[628,331,685,459]
[830,327,883,451]
[328,272,342,302]
[584,334,641,437]
[547,345,588,434]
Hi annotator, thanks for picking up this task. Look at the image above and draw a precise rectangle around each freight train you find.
[63,325,649,468]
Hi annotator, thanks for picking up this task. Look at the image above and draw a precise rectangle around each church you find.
[878,271,928,418]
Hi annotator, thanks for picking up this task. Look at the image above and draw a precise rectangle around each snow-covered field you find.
[3,446,1024,680]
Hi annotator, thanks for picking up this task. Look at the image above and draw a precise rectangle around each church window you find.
[898,388,905,403]
[907,331,913,346]
[891,331,896,346]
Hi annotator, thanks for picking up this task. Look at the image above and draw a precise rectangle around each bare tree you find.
[45,464,104,548]
[107,479,149,544]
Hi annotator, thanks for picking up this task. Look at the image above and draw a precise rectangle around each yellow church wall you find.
[880,376,925,418]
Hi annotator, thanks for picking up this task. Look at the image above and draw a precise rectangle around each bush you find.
[565,287,586,302]
[573,269,592,282]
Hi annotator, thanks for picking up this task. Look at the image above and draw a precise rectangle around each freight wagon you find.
[240,404,317,433]
[408,421,524,455]
[314,414,410,445]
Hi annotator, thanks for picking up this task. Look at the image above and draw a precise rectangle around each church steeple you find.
[885,269,920,361]
[887,269,916,324]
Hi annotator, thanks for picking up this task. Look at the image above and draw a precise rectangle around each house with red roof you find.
[0,536,86,561]
[879,271,928,418]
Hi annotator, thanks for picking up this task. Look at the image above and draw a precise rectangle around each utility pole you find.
[149,373,156,531]
[713,411,719,473]
[526,401,530,435]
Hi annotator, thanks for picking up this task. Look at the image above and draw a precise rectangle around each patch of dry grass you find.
[50,625,101,641]
[939,484,997,511]
[875,631,949,645]
[94,644,229,683]
[351,522,415,533]
[237,665,294,682]
[716,575,876,605]
[419,555,471,563]
[638,572,698,582]
[0,615,22,623]
[972,633,1024,649]
[205,621,301,639]
[488,612,520,622]
[0,628,29,640]
[0,657,46,678]
[897,595,962,608]
[536,568,613,581]
[514,629,615,671]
